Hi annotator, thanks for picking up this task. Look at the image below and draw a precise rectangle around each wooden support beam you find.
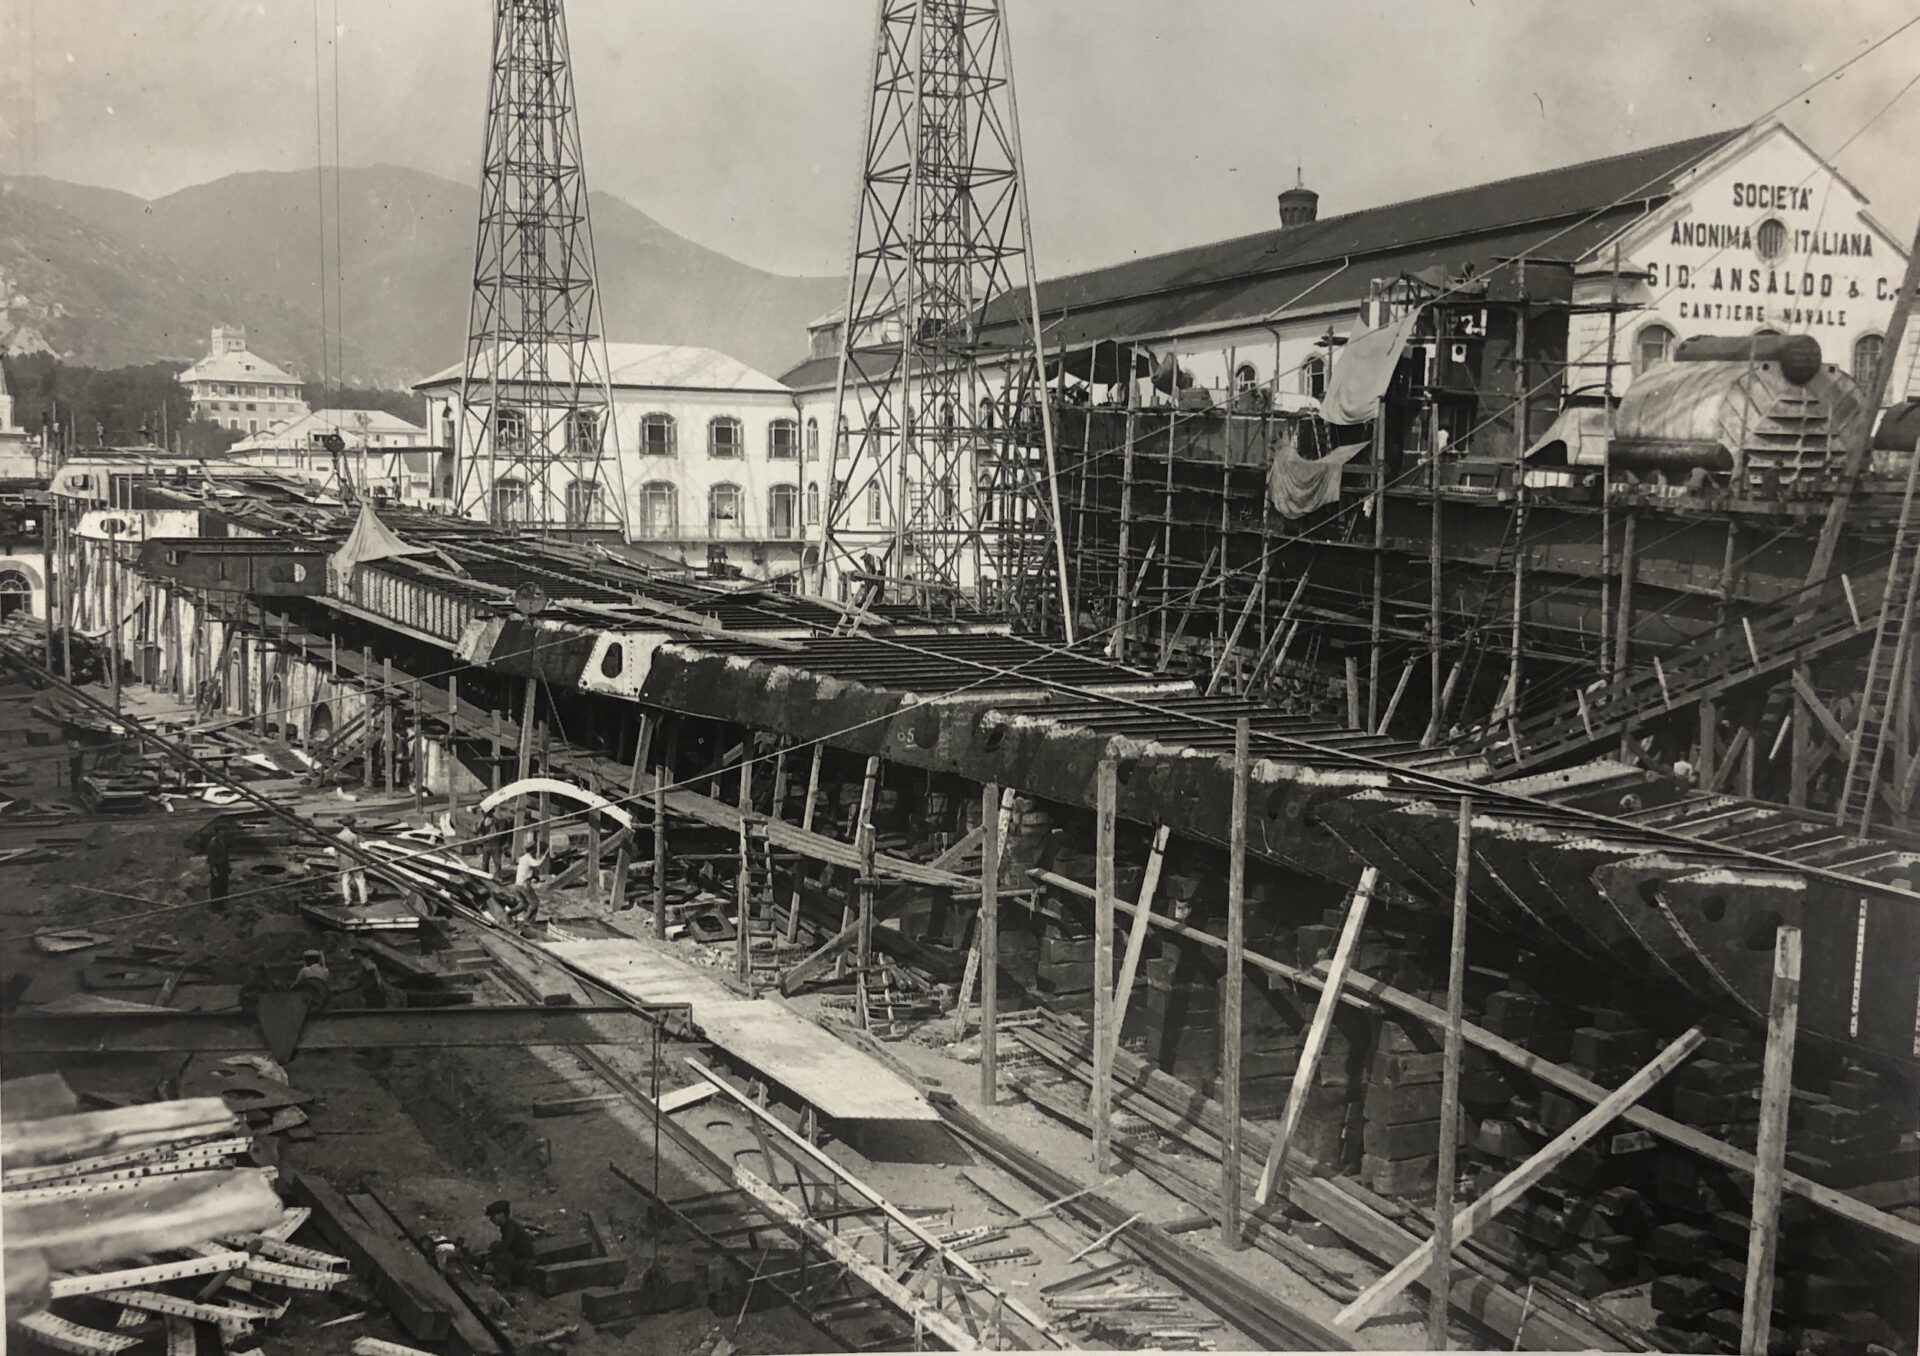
[786,743,825,943]
[1334,1027,1705,1330]
[782,823,985,994]
[1254,866,1379,1206]
[1108,825,1170,1055]
[445,676,459,817]
[736,771,753,981]
[1376,658,1415,737]
[652,773,666,941]
[1093,760,1117,1174]
[980,781,1002,1106]
[1740,926,1801,1356]
[1429,798,1472,1349]
[1221,717,1249,1249]
[1205,560,1268,695]
[1791,670,1855,755]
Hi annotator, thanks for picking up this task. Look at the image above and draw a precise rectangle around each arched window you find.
[708,416,743,458]
[1635,322,1675,377]
[638,481,677,537]
[491,476,529,524]
[769,418,798,459]
[440,406,454,446]
[564,478,604,527]
[769,484,799,538]
[866,481,882,525]
[1755,218,1788,263]
[640,412,676,456]
[0,568,33,621]
[805,481,820,525]
[805,417,820,461]
[980,396,998,432]
[1301,355,1327,401]
[1233,363,1259,396]
[1853,333,1885,389]
[837,416,850,454]
[709,482,743,531]
[566,410,602,456]
[494,407,526,450]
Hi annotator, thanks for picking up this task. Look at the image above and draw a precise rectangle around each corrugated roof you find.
[782,128,1740,389]
[415,343,790,395]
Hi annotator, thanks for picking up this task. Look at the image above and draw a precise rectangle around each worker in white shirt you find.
[507,843,548,927]
[335,815,370,906]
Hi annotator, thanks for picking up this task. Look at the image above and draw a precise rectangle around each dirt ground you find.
[1,664,1438,1354]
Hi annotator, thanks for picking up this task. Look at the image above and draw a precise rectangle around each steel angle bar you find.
[3,1136,253,1188]
[110,1289,262,1331]
[4,1165,243,1204]
[49,1251,248,1298]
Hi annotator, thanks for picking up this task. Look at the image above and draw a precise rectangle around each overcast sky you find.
[4,1,1918,278]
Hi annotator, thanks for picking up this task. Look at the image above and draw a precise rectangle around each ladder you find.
[831,573,883,637]
[1836,443,1920,835]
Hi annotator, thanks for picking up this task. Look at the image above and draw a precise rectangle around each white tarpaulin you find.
[328,503,431,578]
[1318,308,1424,425]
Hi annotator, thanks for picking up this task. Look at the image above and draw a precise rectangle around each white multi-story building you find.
[177,327,309,435]
[415,344,814,580]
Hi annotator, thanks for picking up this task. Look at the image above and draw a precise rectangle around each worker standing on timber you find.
[205,824,232,910]
[335,815,370,906]
[506,843,548,928]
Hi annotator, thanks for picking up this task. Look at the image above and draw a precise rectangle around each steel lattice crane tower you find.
[820,0,1073,637]
[453,0,625,535]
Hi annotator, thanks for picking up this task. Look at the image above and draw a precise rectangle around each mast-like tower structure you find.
[820,0,1073,635]
[454,0,625,534]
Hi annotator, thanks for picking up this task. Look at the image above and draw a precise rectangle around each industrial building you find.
[2,3,1916,1355]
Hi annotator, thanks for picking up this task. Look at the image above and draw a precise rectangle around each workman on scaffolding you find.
[335,815,370,906]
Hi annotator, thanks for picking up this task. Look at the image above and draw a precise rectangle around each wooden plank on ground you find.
[283,1170,452,1344]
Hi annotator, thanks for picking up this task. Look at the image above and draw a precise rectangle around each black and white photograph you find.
[1,2,1917,1352]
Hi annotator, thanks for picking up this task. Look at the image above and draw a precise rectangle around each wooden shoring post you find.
[737,768,753,981]
[382,658,397,789]
[1429,797,1473,1349]
[1241,570,1309,696]
[1345,655,1363,731]
[856,800,877,975]
[411,678,424,815]
[512,678,537,852]
[1369,396,1387,730]
[652,771,667,940]
[1613,512,1638,758]
[1092,760,1118,1174]
[1157,543,1220,674]
[1113,398,1138,659]
[979,781,1002,1106]
[445,676,459,816]
[362,647,377,791]
[1699,697,1719,789]
[1740,926,1801,1356]
[1255,865,1379,1205]
[1205,556,1269,695]
[585,798,602,899]
[537,721,553,853]
[1335,1026,1705,1330]
[1108,825,1170,1053]
[1376,657,1415,737]
[628,712,652,796]
[786,744,825,943]
[1790,670,1812,809]
[1220,716,1249,1249]
[490,707,504,792]
[1428,395,1444,745]
[840,755,882,950]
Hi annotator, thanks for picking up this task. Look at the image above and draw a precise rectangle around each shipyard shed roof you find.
[782,127,1740,390]
[416,343,790,395]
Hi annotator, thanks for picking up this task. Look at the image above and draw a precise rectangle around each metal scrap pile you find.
[2,1073,349,1352]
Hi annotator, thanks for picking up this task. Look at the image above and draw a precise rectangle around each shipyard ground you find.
[1,665,1475,1354]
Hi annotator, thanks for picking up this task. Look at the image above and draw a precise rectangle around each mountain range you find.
[0,165,841,388]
